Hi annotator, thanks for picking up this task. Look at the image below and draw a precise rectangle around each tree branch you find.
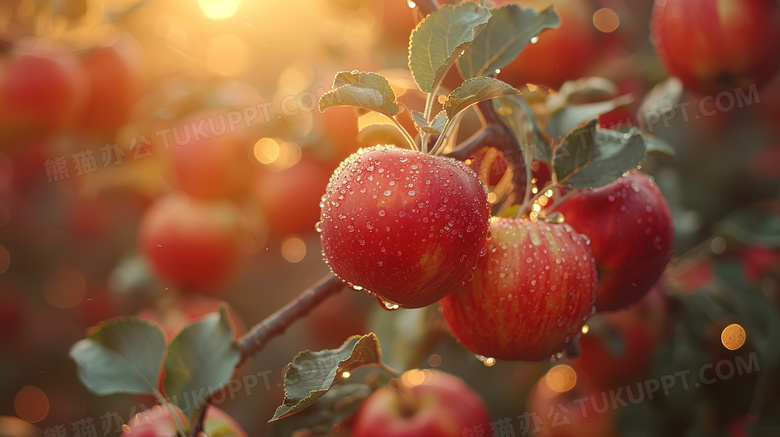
[237,273,345,363]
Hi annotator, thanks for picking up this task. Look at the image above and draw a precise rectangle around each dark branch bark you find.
[237,273,345,363]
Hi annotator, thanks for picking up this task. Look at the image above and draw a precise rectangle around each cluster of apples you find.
[319,143,673,362]
[0,35,145,143]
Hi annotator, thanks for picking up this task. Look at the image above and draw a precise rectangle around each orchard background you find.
[1,0,780,436]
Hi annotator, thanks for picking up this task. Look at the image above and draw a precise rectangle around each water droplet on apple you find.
[377,296,400,311]
[383,190,392,197]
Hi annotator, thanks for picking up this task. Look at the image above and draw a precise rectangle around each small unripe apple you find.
[440,217,597,361]
[651,0,780,95]
[352,370,491,437]
[555,171,674,311]
[319,145,491,308]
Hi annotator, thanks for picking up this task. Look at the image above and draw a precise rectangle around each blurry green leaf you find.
[444,77,520,119]
[370,306,444,371]
[319,71,399,117]
[492,95,551,160]
[271,333,381,421]
[69,317,166,396]
[554,120,646,189]
[409,3,491,93]
[637,77,684,121]
[459,4,559,78]
[713,208,780,249]
[547,94,633,139]
[163,307,240,420]
[551,77,620,106]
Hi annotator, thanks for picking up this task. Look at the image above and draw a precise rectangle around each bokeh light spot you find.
[427,354,442,368]
[545,364,577,393]
[14,386,49,423]
[199,0,241,20]
[721,323,746,351]
[593,8,619,33]
[281,237,306,263]
[254,138,280,164]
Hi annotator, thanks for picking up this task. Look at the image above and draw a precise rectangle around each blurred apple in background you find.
[75,34,148,137]
[527,371,619,437]
[254,155,332,236]
[138,193,248,294]
[498,0,601,90]
[166,112,256,200]
[0,41,86,141]
[651,0,780,96]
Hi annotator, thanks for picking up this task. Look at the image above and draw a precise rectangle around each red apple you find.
[139,193,246,293]
[651,0,780,95]
[526,374,619,437]
[122,404,246,437]
[255,156,333,235]
[0,43,86,136]
[572,286,669,390]
[555,171,674,311]
[167,112,255,199]
[497,0,601,90]
[352,369,491,437]
[76,34,147,135]
[439,217,597,361]
[319,145,491,308]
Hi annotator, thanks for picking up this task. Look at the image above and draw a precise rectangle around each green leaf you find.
[637,77,684,122]
[444,77,521,119]
[319,71,400,117]
[640,132,675,159]
[271,333,382,422]
[409,3,492,93]
[69,317,166,396]
[459,4,560,79]
[554,120,646,189]
[411,110,447,134]
[547,94,634,139]
[163,307,241,420]
[548,77,619,107]
[269,384,371,436]
[370,305,445,371]
[492,95,551,160]
[430,111,447,133]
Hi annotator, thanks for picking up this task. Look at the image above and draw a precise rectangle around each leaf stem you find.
[376,362,403,378]
[238,274,345,364]
[385,114,419,152]
[155,390,187,437]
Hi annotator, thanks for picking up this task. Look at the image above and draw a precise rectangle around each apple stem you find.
[237,274,345,363]
[386,114,420,152]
